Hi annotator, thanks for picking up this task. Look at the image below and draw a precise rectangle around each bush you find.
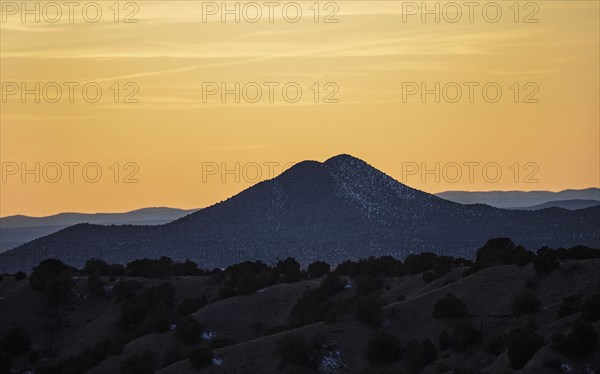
[175,316,202,344]
[175,296,206,318]
[558,294,583,318]
[507,327,544,369]
[403,253,436,275]
[404,339,438,373]
[218,285,236,300]
[1,327,30,356]
[355,276,381,296]
[119,350,156,374]
[84,259,109,275]
[533,253,560,273]
[356,295,383,328]
[432,294,467,319]
[275,333,321,369]
[161,343,184,368]
[581,294,600,322]
[87,274,105,295]
[484,334,506,356]
[188,347,213,369]
[126,257,174,278]
[450,321,482,352]
[367,332,402,363]
[438,330,450,351]
[14,271,26,281]
[471,238,534,272]
[307,261,330,278]
[91,339,122,361]
[29,259,74,304]
[0,352,12,373]
[335,256,403,278]
[143,306,172,333]
[113,280,144,302]
[320,273,345,295]
[552,321,598,356]
[276,258,303,283]
[512,291,541,316]
[422,271,434,283]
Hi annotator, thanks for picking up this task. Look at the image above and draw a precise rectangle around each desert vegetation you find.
[0,238,598,373]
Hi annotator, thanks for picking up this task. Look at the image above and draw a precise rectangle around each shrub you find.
[320,273,345,294]
[324,308,339,325]
[113,280,144,303]
[335,256,403,278]
[432,294,467,319]
[307,261,330,278]
[581,294,600,322]
[175,316,202,344]
[119,350,156,374]
[450,321,482,352]
[175,296,206,318]
[91,339,121,361]
[356,295,383,328]
[1,327,30,356]
[276,258,303,283]
[143,306,171,333]
[188,347,213,369]
[422,271,434,283]
[14,271,26,281]
[87,274,105,295]
[512,291,540,316]
[0,352,12,373]
[438,330,450,351]
[557,294,582,318]
[475,238,534,267]
[126,257,174,278]
[161,343,184,368]
[484,334,506,356]
[367,332,402,363]
[404,339,438,373]
[507,327,544,369]
[432,256,454,278]
[83,259,109,275]
[355,276,381,296]
[275,333,321,369]
[533,253,560,273]
[139,282,175,309]
[29,259,74,304]
[552,321,598,356]
[218,285,236,300]
[404,253,437,275]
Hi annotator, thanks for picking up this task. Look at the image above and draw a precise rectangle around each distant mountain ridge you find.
[509,199,600,211]
[436,188,600,208]
[1,155,598,273]
[0,207,198,252]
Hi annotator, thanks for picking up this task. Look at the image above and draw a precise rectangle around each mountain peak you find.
[324,154,364,166]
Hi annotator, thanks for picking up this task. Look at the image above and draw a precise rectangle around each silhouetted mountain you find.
[1,155,599,273]
[0,207,198,252]
[436,188,600,208]
[509,199,600,211]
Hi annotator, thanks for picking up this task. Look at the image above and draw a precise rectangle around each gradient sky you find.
[1,1,599,217]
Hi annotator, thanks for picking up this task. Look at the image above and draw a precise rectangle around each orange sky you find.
[1,1,599,217]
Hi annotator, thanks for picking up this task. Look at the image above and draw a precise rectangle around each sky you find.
[1,0,599,217]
